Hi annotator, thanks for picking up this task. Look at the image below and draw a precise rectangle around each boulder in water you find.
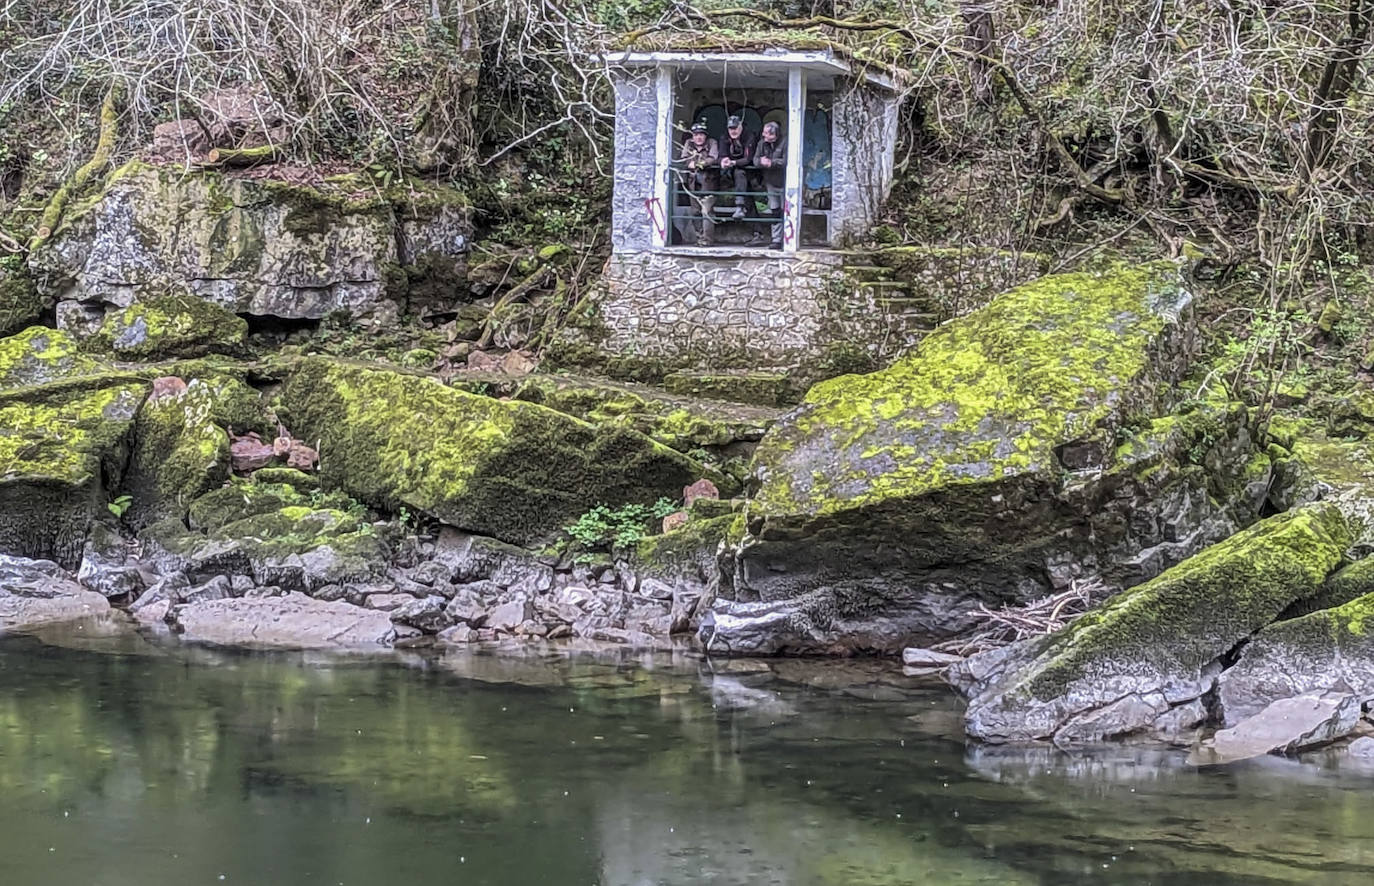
[951,504,1350,743]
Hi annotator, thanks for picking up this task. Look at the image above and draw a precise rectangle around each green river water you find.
[3,618,1374,885]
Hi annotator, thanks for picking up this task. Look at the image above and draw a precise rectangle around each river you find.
[3,618,1374,885]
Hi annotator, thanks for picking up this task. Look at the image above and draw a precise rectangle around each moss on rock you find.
[960,504,1351,742]
[0,326,109,387]
[146,478,383,590]
[0,266,45,337]
[123,379,231,528]
[754,263,1193,518]
[275,358,711,545]
[88,296,248,361]
[510,373,777,457]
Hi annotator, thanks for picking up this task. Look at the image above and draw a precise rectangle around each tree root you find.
[28,86,120,252]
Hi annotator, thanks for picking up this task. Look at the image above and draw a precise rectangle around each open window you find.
[661,64,833,251]
[609,50,901,256]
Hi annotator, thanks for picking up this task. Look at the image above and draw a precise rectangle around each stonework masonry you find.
[553,246,1052,389]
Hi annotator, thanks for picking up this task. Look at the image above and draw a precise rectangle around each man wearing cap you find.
[677,119,720,246]
[719,114,757,220]
[752,121,787,248]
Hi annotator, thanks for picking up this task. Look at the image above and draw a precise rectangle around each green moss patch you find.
[275,358,712,545]
[87,296,248,361]
[754,263,1193,520]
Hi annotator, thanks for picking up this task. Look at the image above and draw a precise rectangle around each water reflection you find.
[1,623,1373,884]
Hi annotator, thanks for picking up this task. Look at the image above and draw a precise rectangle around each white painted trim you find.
[652,65,674,250]
[784,66,805,254]
[615,50,846,71]
[606,50,901,91]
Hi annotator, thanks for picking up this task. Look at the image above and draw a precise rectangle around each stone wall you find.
[611,71,660,254]
[550,250,931,386]
[831,84,899,245]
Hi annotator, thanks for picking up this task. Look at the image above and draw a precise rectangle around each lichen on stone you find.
[0,326,109,388]
[753,262,1193,519]
[275,358,711,545]
[87,295,248,360]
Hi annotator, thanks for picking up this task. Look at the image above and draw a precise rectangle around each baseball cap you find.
[726,115,742,128]
[691,119,708,133]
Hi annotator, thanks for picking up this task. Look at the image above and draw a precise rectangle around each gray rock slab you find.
[168,592,396,650]
[1191,694,1362,765]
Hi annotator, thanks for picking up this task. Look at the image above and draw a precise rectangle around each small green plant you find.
[564,498,678,553]
[107,494,133,518]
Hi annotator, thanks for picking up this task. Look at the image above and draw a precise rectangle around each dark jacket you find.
[753,135,787,188]
[720,129,756,170]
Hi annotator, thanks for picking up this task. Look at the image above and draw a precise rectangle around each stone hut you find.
[552,44,1046,400]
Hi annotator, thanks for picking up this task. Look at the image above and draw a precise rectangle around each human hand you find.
[688,160,697,170]
[760,157,771,168]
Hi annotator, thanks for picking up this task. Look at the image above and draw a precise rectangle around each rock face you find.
[168,593,396,650]
[276,358,712,545]
[950,505,1350,743]
[0,555,111,631]
[29,161,470,327]
[1216,591,1374,725]
[124,378,232,528]
[141,479,388,592]
[0,327,147,568]
[709,263,1270,653]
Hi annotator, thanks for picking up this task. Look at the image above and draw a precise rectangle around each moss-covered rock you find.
[755,263,1192,515]
[275,358,712,545]
[633,513,741,586]
[143,478,384,591]
[1217,581,1374,725]
[708,264,1273,653]
[510,373,778,456]
[0,265,45,337]
[123,379,232,528]
[28,160,470,324]
[955,504,1351,743]
[88,296,248,360]
[0,326,150,567]
[0,326,108,387]
[0,382,147,567]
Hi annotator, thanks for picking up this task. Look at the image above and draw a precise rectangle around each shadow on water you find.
[2,617,1374,885]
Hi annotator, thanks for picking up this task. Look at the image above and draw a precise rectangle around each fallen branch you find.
[202,145,281,167]
[931,578,1104,657]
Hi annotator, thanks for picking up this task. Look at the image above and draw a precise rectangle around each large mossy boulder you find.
[1215,589,1374,726]
[142,479,387,591]
[952,504,1351,743]
[709,263,1270,653]
[88,296,248,360]
[28,161,470,327]
[0,327,148,568]
[276,358,713,546]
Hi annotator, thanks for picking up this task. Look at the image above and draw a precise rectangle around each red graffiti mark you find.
[644,196,667,243]
[782,198,796,244]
